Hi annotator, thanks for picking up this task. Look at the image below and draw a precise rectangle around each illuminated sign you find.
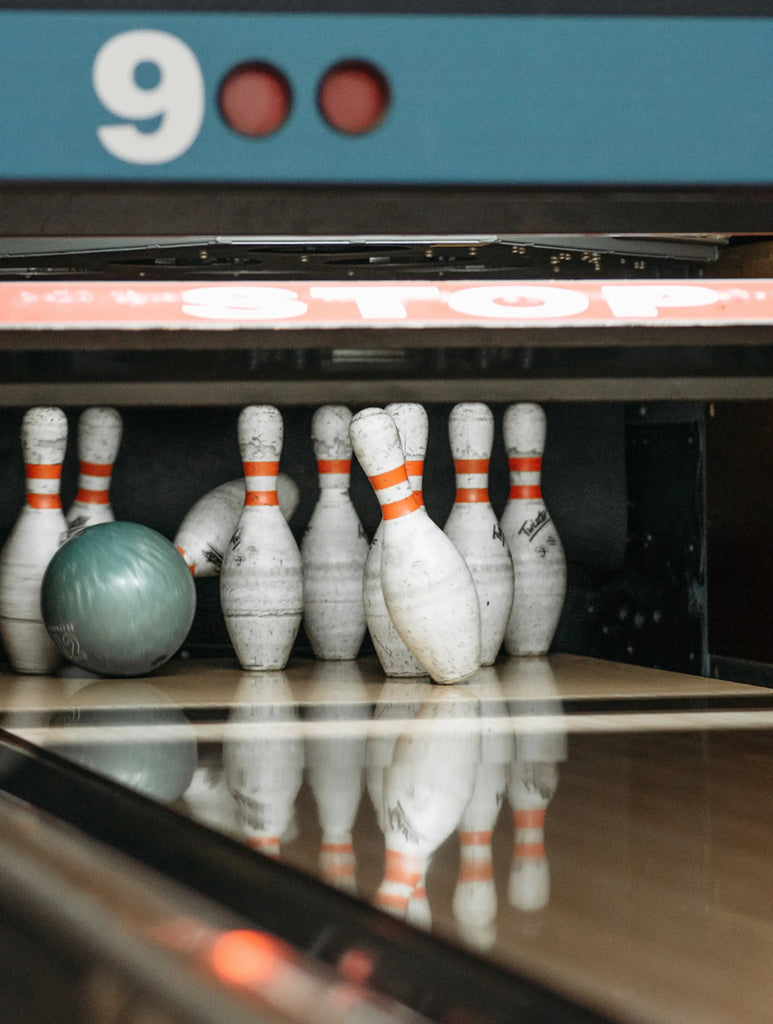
[1,280,771,330]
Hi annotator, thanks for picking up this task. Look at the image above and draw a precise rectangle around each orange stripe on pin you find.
[317,459,351,474]
[79,461,112,477]
[510,456,542,472]
[369,465,408,491]
[382,494,419,520]
[514,808,546,829]
[75,488,109,504]
[245,491,279,506]
[26,494,62,509]
[405,460,424,477]
[509,485,542,500]
[26,463,61,479]
[243,461,280,476]
[454,458,489,473]
[456,487,489,503]
[514,842,545,858]
[460,830,493,846]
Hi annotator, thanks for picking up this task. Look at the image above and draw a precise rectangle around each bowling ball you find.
[41,521,196,677]
[48,681,198,802]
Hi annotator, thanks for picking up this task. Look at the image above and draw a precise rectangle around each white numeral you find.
[93,30,205,165]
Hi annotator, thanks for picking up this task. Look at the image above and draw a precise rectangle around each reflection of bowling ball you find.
[41,521,196,677]
[49,681,197,801]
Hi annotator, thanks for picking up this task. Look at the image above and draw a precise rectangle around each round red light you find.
[218,63,291,137]
[318,61,390,135]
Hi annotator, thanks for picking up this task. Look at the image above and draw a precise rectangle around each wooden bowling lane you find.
[3,653,772,1023]
[0,653,767,717]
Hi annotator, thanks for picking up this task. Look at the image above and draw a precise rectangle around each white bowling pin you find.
[501,403,566,656]
[301,406,369,660]
[220,406,303,671]
[351,408,480,685]
[444,404,514,665]
[453,761,507,946]
[374,690,479,917]
[174,473,299,577]
[362,404,428,679]
[224,671,304,858]
[65,407,122,537]
[304,661,370,893]
[0,407,68,674]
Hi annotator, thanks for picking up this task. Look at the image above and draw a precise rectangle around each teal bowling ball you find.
[41,521,196,677]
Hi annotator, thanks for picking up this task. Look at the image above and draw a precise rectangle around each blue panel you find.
[0,12,771,184]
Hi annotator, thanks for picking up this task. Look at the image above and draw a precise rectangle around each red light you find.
[219,63,292,137]
[210,929,283,987]
[318,61,390,135]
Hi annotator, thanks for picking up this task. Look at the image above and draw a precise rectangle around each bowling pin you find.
[362,404,428,678]
[374,690,479,917]
[174,473,299,577]
[351,408,480,685]
[304,661,370,893]
[220,406,303,671]
[301,406,369,660]
[444,403,514,665]
[501,403,566,656]
[0,407,68,674]
[224,671,304,858]
[65,407,122,537]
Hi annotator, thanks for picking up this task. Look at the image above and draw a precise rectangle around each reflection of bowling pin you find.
[224,672,303,858]
[220,406,303,671]
[0,407,68,673]
[375,690,479,918]
[444,403,514,665]
[301,406,369,660]
[501,657,566,912]
[174,474,299,577]
[351,408,480,685]
[453,761,507,949]
[362,405,428,679]
[366,679,435,829]
[183,755,241,837]
[304,661,370,893]
[501,403,566,656]
[65,407,122,538]
[507,760,558,912]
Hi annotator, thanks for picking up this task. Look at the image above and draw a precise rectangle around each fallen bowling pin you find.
[0,407,69,674]
[220,406,303,671]
[501,403,566,656]
[351,408,481,685]
[362,403,429,679]
[301,405,369,660]
[66,406,123,538]
[174,473,299,577]
[444,403,513,666]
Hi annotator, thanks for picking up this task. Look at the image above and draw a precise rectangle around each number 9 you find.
[93,30,205,165]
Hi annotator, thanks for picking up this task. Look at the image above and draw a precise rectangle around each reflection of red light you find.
[210,929,282,987]
[318,62,389,134]
[219,64,291,137]
[338,948,375,984]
